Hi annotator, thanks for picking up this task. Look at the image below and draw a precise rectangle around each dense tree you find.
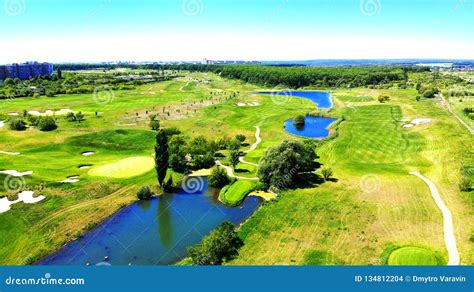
[8,119,27,131]
[155,129,169,187]
[228,138,241,151]
[293,115,305,127]
[258,139,319,190]
[168,135,188,173]
[235,134,246,143]
[208,167,232,188]
[38,116,58,131]
[229,150,240,170]
[187,221,244,265]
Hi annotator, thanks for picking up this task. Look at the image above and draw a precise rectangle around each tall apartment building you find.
[0,62,54,80]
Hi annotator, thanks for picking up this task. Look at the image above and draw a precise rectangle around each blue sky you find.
[1,0,473,62]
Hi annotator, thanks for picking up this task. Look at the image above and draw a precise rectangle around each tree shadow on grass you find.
[235,168,250,174]
[294,173,325,189]
[214,153,225,158]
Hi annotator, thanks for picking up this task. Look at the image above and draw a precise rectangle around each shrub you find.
[377,95,390,103]
[8,119,27,131]
[137,185,153,200]
[75,112,85,122]
[293,115,306,126]
[235,134,246,143]
[38,116,58,131]
[65,112,77,122]
[45,90,55,97]
[187,221,243,265]
[208,167,231,188]
[321,167,333,181]
[150,119,160,131]
[459,176,472,192]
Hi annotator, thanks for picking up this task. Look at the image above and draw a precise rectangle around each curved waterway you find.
[256,91,333,108]
[256,91,336,138]
[38,178,261,265]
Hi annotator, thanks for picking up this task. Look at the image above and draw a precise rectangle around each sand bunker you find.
[81,151,96,156]
[28,109,74,116]
[249,191,277,201]
[412,118,432,125]
[19,191,45,203]
[7,112,19,116]
[0,121,4,128]
[0,170,33,177]
[0,191,45,214]
[78,164,92,169]
[0,151,21,155]
[403,118,432,129]
[88,156,154,179]
[59,176,80,183]
[236,102,260,107]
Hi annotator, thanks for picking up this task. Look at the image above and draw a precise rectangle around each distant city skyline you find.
[1,0,473,63]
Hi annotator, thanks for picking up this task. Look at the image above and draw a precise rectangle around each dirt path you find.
[409,172,460,265]
[439,94,473,134]
[215,160,258,180]
[239,126,261,167]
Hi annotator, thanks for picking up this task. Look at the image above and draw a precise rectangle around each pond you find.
[38,178,261,266]
[256,91,332,109]
[284,116,336,138]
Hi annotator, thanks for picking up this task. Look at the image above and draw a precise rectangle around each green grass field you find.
[387,246,446,265]
[219,180,257,206]
[0,71,472,266]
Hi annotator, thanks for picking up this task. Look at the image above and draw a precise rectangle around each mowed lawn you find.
[219,180,257,206]
[0,72,472,265]
[230,88,473,265]
[0,71,314,264]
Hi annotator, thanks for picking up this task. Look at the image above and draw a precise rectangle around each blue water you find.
[256,91,333,109]
[38,178,261,266]
[284,116,336,138]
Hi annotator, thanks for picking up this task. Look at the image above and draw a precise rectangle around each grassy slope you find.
[219,180,257,206]
[387,246,446,266]
[0,72,472,265]
[231,88,473,265]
